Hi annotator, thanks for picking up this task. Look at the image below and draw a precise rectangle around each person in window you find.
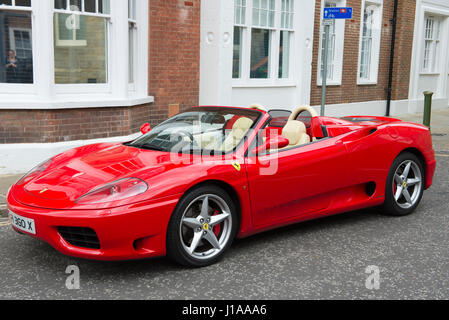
[5,50,33,83]
[5,50,19,83]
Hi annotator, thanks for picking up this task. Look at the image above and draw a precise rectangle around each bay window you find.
[0,0,150,108]
[232,0,295,83]
[54,0,110,84]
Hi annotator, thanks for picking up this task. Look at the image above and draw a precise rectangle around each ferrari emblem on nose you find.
[232,162,241,172]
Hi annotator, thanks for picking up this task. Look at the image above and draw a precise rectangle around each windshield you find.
[127,107,261,154]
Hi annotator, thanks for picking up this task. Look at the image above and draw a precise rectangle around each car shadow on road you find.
[13,207,384,277]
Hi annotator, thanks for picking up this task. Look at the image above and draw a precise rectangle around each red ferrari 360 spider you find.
[7,105,436,267]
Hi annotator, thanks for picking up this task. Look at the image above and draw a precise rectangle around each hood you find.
[17,143,177,209]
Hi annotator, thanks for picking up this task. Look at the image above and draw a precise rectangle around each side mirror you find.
[140,123,151,135]
[251,135,289,155]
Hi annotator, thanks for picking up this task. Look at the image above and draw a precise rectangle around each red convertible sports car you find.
[7,105,436,267]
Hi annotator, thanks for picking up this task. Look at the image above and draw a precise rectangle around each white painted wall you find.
[200,0,316,110]
[232,86,297,110]
[0,133,141,175]
[199,0,234,106]
[310,99,410,118]
[447,55,449,106]
[409,0,449,113]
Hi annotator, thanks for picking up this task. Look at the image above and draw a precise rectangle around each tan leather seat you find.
[281,120,310,148]
[222,117,253,151]
[194,132,217,149]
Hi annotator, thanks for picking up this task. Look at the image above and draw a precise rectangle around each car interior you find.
[249,104,320,152]
[186,104,383,154]
[205,104,321,153]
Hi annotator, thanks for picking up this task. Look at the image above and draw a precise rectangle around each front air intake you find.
[58,227,100,249]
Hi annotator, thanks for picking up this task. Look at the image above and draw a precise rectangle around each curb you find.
[0,205,7,218]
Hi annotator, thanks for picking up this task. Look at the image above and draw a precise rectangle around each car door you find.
[245,136,349,228]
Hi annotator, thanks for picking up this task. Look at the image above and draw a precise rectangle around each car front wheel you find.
[166,185,238,267]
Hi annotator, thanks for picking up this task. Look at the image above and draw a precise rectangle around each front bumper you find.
[7,191,181,261]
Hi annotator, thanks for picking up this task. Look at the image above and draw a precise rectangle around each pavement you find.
[0,155,448,299]
[397,108,449,153]
[0,109,447,299]
[0,175,20,218]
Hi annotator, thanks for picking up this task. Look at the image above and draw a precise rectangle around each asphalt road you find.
[0,155,448,300]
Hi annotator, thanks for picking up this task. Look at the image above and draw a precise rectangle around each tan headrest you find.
[249,103,267,111]
[288,105,319,121]
[232,117,253,140]
[282,120,306,145]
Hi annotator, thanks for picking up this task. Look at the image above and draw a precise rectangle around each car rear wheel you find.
[166,185,238,267]
[381,152,425,216]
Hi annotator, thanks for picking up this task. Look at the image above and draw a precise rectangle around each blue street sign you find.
[323,7,353,20]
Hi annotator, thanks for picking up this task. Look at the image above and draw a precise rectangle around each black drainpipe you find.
[386,0,399,117]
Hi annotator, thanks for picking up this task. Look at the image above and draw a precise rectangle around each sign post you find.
[321,7,353,116]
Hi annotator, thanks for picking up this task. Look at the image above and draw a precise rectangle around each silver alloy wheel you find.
[179,194,232,260]
[392,160,423,209]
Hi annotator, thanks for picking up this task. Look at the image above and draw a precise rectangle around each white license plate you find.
[9,211,36,235]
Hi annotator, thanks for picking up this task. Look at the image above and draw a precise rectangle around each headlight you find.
[17,159,52,186]
[75,178,148,205]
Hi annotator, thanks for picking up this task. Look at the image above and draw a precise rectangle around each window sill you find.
[420,72,440,76]
[232,81,297,88]
[0,95,154,110]
[317,81,342,87]
[357,80,378,86]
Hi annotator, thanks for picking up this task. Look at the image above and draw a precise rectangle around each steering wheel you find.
[174,130,198,148]
[249,103,267,112]
[288,105,319,121]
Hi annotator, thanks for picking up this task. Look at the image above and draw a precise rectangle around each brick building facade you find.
[0,0,201,147]
[148,0,201,127]
[310,0,416,106]
[0,103,152,144]
[0,0,448,173]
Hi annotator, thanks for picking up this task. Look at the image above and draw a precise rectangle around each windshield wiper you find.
[134,143,166,152]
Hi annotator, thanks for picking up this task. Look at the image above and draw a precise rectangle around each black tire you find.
[166,185,238,267]
[380,152,425,216]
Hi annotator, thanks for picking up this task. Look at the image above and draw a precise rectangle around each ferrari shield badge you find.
[232,161,241,172]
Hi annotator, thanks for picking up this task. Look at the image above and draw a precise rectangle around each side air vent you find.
[58,227,100,249]
[365,182,376,197]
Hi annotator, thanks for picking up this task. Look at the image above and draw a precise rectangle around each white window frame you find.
[53,0,112,94]
[278,0,294,79]
[421,14,442,74]
[0,1,34,94]
[317,0,346,86]
[128,0,138,90]
[0,0,151,109]
[357,0,383,85]
[232,0,296,87]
